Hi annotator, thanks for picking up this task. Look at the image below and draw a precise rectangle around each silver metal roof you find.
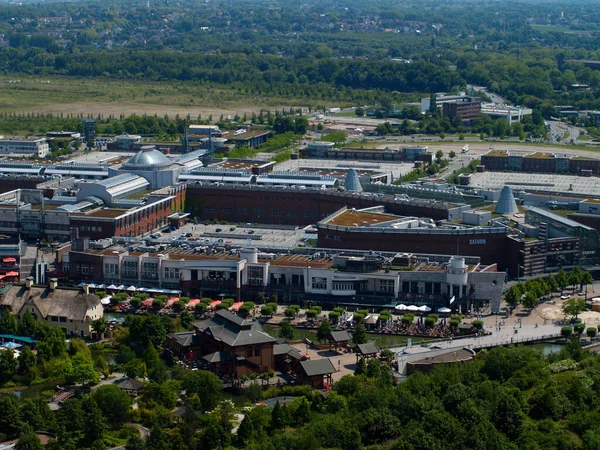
[124,147,171,168]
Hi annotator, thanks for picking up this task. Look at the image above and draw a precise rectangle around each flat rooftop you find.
[470,171,600,197]
[296,167,384,178]
[525,152,554,159]
[212,160,265,171]
[484,150,508,157]
[328,210,400,226]
[73,208,129,218]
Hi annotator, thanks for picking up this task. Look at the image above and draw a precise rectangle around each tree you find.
[91,385,132,426]
[355,357,367,375]
[505,285,522,311]
[563,297,586,321]
[449,150,456,158]
[18,345,37,375]
[352,323,367,345]
[329,311,341,323]
[435,150,444,161]
[581,271,593,292]
[279,321,295,341]
[355,107,365,117]
[0,309,18,334]
[54,354,99,385]
[284,307,298,320]
[587,327,597,338]
[90,319,108,338]
[574,322,586,337]
[568,266,583,290]
[316,320,333,343]
[561,326,573,338]
[522,291,538,311]
[18,310,37,337]
[0,349,18,383]
[0,395,21,439]
[556,269,569,292]
[260,305,273,318]
[179,310,194,329]
[182,370,223,412]
[237,416,254,447]
[82,397,105,443]
[15,424,43,450]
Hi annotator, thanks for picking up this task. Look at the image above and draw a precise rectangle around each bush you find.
[152,299,164,309]
[130,298,141,308]
[179,296,190,304]
[401,314,414,325]
[586,327,597,338]
[574,322,586,336]
[561,326,573,338]
[95,291,107,299]
[472,320,484,331]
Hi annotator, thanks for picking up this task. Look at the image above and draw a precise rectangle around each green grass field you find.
[0,75,317,119]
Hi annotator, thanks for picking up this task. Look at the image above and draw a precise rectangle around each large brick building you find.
[481,149,600,175]
[185,184,466,225]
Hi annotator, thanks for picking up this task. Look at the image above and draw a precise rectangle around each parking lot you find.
[150,222,307,250]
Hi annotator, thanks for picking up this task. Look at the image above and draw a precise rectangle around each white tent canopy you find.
[407,305,419,311]
[395,304,408,311]
[418,305,432,312]
[126,286,137,292]
[437,307,452,313]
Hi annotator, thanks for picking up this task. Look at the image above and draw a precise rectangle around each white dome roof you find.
[124,146,171,168]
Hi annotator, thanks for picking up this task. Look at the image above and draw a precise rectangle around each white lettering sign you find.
[469,239,487,245]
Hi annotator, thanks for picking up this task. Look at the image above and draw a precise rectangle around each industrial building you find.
[0,137,50,158]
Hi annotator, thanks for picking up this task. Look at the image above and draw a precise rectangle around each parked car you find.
[248,230,255,234]
[215,228,222,232]
[560,295,570,300]
[229,227,236,231]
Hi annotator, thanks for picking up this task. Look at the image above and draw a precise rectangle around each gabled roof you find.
[356,343,379,355]
[168,331,199,347]
[202,351,233,364]
[193,310,276,347]
[274,343,302,357]
[115,377,145,391]
[300,358,337,377]
[1,286,101,322]
[329,330,352,342]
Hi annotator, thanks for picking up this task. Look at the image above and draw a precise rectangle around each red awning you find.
[230,302,244,311]
[142,299,153,307]
[5,271,19,277]
[0,275,5,280]
[2,257,16,263]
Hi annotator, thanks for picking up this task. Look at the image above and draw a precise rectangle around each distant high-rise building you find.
[83,119,96,141]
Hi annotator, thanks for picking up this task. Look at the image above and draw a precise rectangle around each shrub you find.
[401,314,414,325]
[561,326,573,338]
[95,291,107,299]
[472,320,484,331]
[586,326,597,338]
[574,322,586,336]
